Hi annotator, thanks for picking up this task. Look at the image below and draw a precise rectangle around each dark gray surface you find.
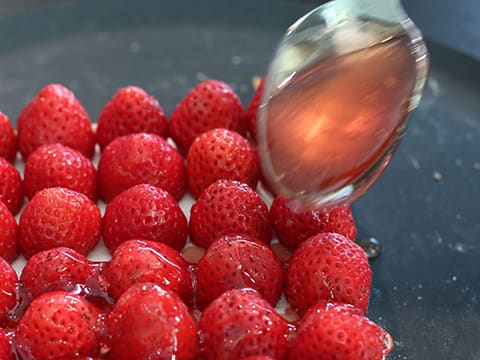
[0,1,479,359]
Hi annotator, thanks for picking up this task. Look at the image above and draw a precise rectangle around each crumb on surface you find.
[433,171,443,182]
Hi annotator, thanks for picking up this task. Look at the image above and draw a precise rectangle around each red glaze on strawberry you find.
[0,157,23,215]
[96,86,168,149]
[0,328,14,360]
[102,184,188,253]
[189,179,271,248]
[187,128,260,198]
[270,197,357,249]
[0,112,17,163]
[169,80,247,154]
[287,301,393,360]
[245,77,265,143]
[0,201,18,262]
[107,283,198,360]
[18,187,101,258]
[17,83,95,159]
[101,239,193,303]
[198,288,289,360]
[14,291,104,360]
[0,258,17,328]
[20,247,99,300]
[195,234,283,310]
[98,133,186,202]
[23,143,98,201]
[285,232,371,316]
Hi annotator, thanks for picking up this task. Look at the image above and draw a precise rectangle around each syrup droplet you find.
[181,246,205,264]
[358,237,381,259]
[270,242,293,262]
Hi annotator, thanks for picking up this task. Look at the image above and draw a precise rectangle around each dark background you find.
[0,1,479,359]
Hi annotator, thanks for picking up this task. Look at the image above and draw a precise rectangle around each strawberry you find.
[270,197,357,249]
[107,283,198,360]
[198,288,289,360]
[245,77,265,143]
[96,86,169,149]
[20,247,100,300]
[14,291,103,359]
[285,232,371,316]
[0,328,14,360]
[195,234,283,310]
[0,201,18,262]
[23,143,98,201]
[0,112,17,163]
[189,179,271,248]
[101,239,193,303]
[17,83,95,159]
[287,301,393,360]
[18,187,101,258]
[187,128,260,198]
[98,133,186,202]
[169,80,247,154]
[0,157,23,215]
[102,184,188,253]
[0,258,17,328]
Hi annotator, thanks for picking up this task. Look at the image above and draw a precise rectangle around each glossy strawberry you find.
[0,201,18,262]
[169,80,246,154]
[102,184,188,252]
[287,301,393,360]
[0,112,16,163]
[98,133,186,202]
[0,258,17,328]
[187,128,260,198]
[0,157,23,215]
[245,77,265,143]
[96,86,168,149]
[0,328,14,360]
[18,187,101,258]
[20,247,99,300]
[189,179,271,248]
[198,288,289,360]
[285,232,371,316]
[23,143,98,201]
[14,291,103,360]
[101,239,193,302]
[270,197,357,249]
[17,83,94,159]
[107,283,198,360]
[195,234,282,310]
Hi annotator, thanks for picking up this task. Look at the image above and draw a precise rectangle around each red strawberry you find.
[102,184,188,253]
[245,77,265,143]
[285,232,371,316]
[20,247,100,300]
[287,301,393,360]
[18,187,101,258]
[96,86,168,149]
[270,197,357,249]
[198,288,289,360]
[187,128,260,198]
[189,179,271,248]
[0,157,23,215]
[101,239,193,303]
[14,291,103,360]
[98,133,186,202]
[107,283,198,360]
[17,83,94,159]
[0,328,14,360]
[195,234,283,310]
[0,258,17,328]
[0,201,18,262]
[169,80,247,154]
[23,143,98,201]
[0,112,17,163]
